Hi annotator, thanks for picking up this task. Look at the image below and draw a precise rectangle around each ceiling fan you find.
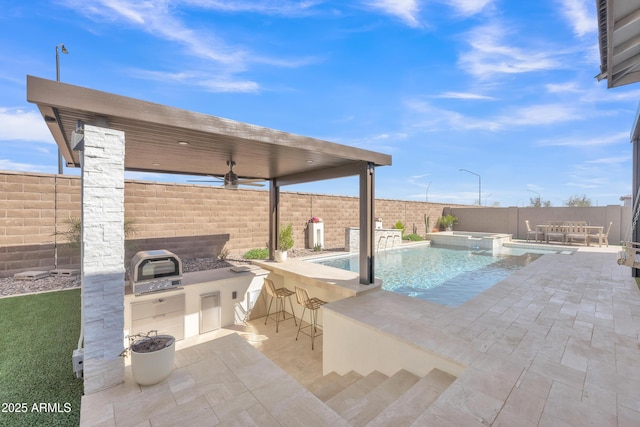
[188,160,265,190]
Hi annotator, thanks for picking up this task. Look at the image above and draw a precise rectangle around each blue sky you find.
[1,0,639,206]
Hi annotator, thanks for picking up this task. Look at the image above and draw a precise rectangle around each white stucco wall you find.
[323,306,466,378]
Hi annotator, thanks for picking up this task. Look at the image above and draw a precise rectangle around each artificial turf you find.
[0,289,83,426]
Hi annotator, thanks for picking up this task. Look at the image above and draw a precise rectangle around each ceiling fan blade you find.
[188,176,224,183]
[240,182,265,187]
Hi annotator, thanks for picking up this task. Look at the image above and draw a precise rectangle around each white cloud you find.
[406,100,583,132]
[436,91,496,100]
[556,0,595,37]
[443,0,494,16]
[545,82,582,93]
[586,155,630,165]
[199,78,260,93]
[566,176,607,188]
[365,0,421,27]
[499,104,582,126]
[64,0,244,65]
[458,24,561,79]
[128,68,261,93]
[0,108,52,142]
[406,99,502,131]
[183,0,322,15]
[0,159,54,173]
[61,0,318,75]
[536,131,629,147]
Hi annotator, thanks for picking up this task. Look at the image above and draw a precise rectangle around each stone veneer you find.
[345,227,403,252]
[79,125,126,394]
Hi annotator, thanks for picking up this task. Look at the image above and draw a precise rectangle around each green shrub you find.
[279,223,294,251]
[393,221,405,235]
[242,248,269,259]
[403,233,424,241]
[438,214,458,229]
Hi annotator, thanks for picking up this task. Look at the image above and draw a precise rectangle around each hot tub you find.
[426,231,512,250]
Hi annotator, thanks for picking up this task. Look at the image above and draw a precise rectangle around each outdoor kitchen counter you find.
[252,259,382,299]
[125,264,268,296]
[124,265,269,340]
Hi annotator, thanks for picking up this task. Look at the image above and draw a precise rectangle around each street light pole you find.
[55,43,68,175]
[426,181,431,202]
[459,169,481,206]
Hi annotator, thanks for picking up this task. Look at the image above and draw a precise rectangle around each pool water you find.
[311,245,568,307]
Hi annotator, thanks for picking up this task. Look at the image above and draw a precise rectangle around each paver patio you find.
[81,245,640,426]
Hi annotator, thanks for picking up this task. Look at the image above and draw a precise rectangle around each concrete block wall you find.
[0,172,81,273]
[449,205,630,245]
[6,169,630,277]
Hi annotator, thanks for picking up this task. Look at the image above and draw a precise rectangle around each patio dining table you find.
[535,224,604,246]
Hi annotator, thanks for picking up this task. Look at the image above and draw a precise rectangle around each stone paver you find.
[81,245,640,426]
[327,248,640,425]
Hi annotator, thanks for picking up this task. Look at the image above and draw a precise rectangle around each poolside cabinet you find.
[200,292,221,334]
[131,294,185,340]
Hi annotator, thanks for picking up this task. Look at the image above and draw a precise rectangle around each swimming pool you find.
[310,244,569,307]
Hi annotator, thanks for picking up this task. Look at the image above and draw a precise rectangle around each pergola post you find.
[269,180,280,260]
[359,162,375,284]
[76,124,126,394]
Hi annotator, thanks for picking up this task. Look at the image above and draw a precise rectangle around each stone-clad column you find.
[77,124,125,394]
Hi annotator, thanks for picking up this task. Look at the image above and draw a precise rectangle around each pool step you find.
[309,368,456,427]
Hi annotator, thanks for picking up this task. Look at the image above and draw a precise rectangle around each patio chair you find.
[263,278,297,333]
[589,221,612,247]
[294,286,327,350]
[525,220,544,242]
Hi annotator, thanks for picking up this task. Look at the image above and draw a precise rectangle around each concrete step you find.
[345,369,420,426]
[308,371,363,402]
[325,370,388,417]
[365,368,457,427]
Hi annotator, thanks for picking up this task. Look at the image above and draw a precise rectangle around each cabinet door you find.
[200,292,221,334]
[131,294,185,340]
[131,294,185,321]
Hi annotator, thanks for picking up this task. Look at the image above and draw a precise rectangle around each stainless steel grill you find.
[130,250,183,295]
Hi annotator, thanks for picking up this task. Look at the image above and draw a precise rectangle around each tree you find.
[529,197,552,207]
[565,194,592,207]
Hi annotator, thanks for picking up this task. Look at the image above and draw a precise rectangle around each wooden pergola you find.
[26,75,392,285]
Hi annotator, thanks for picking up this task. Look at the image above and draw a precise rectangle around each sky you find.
[1,0,640,207]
